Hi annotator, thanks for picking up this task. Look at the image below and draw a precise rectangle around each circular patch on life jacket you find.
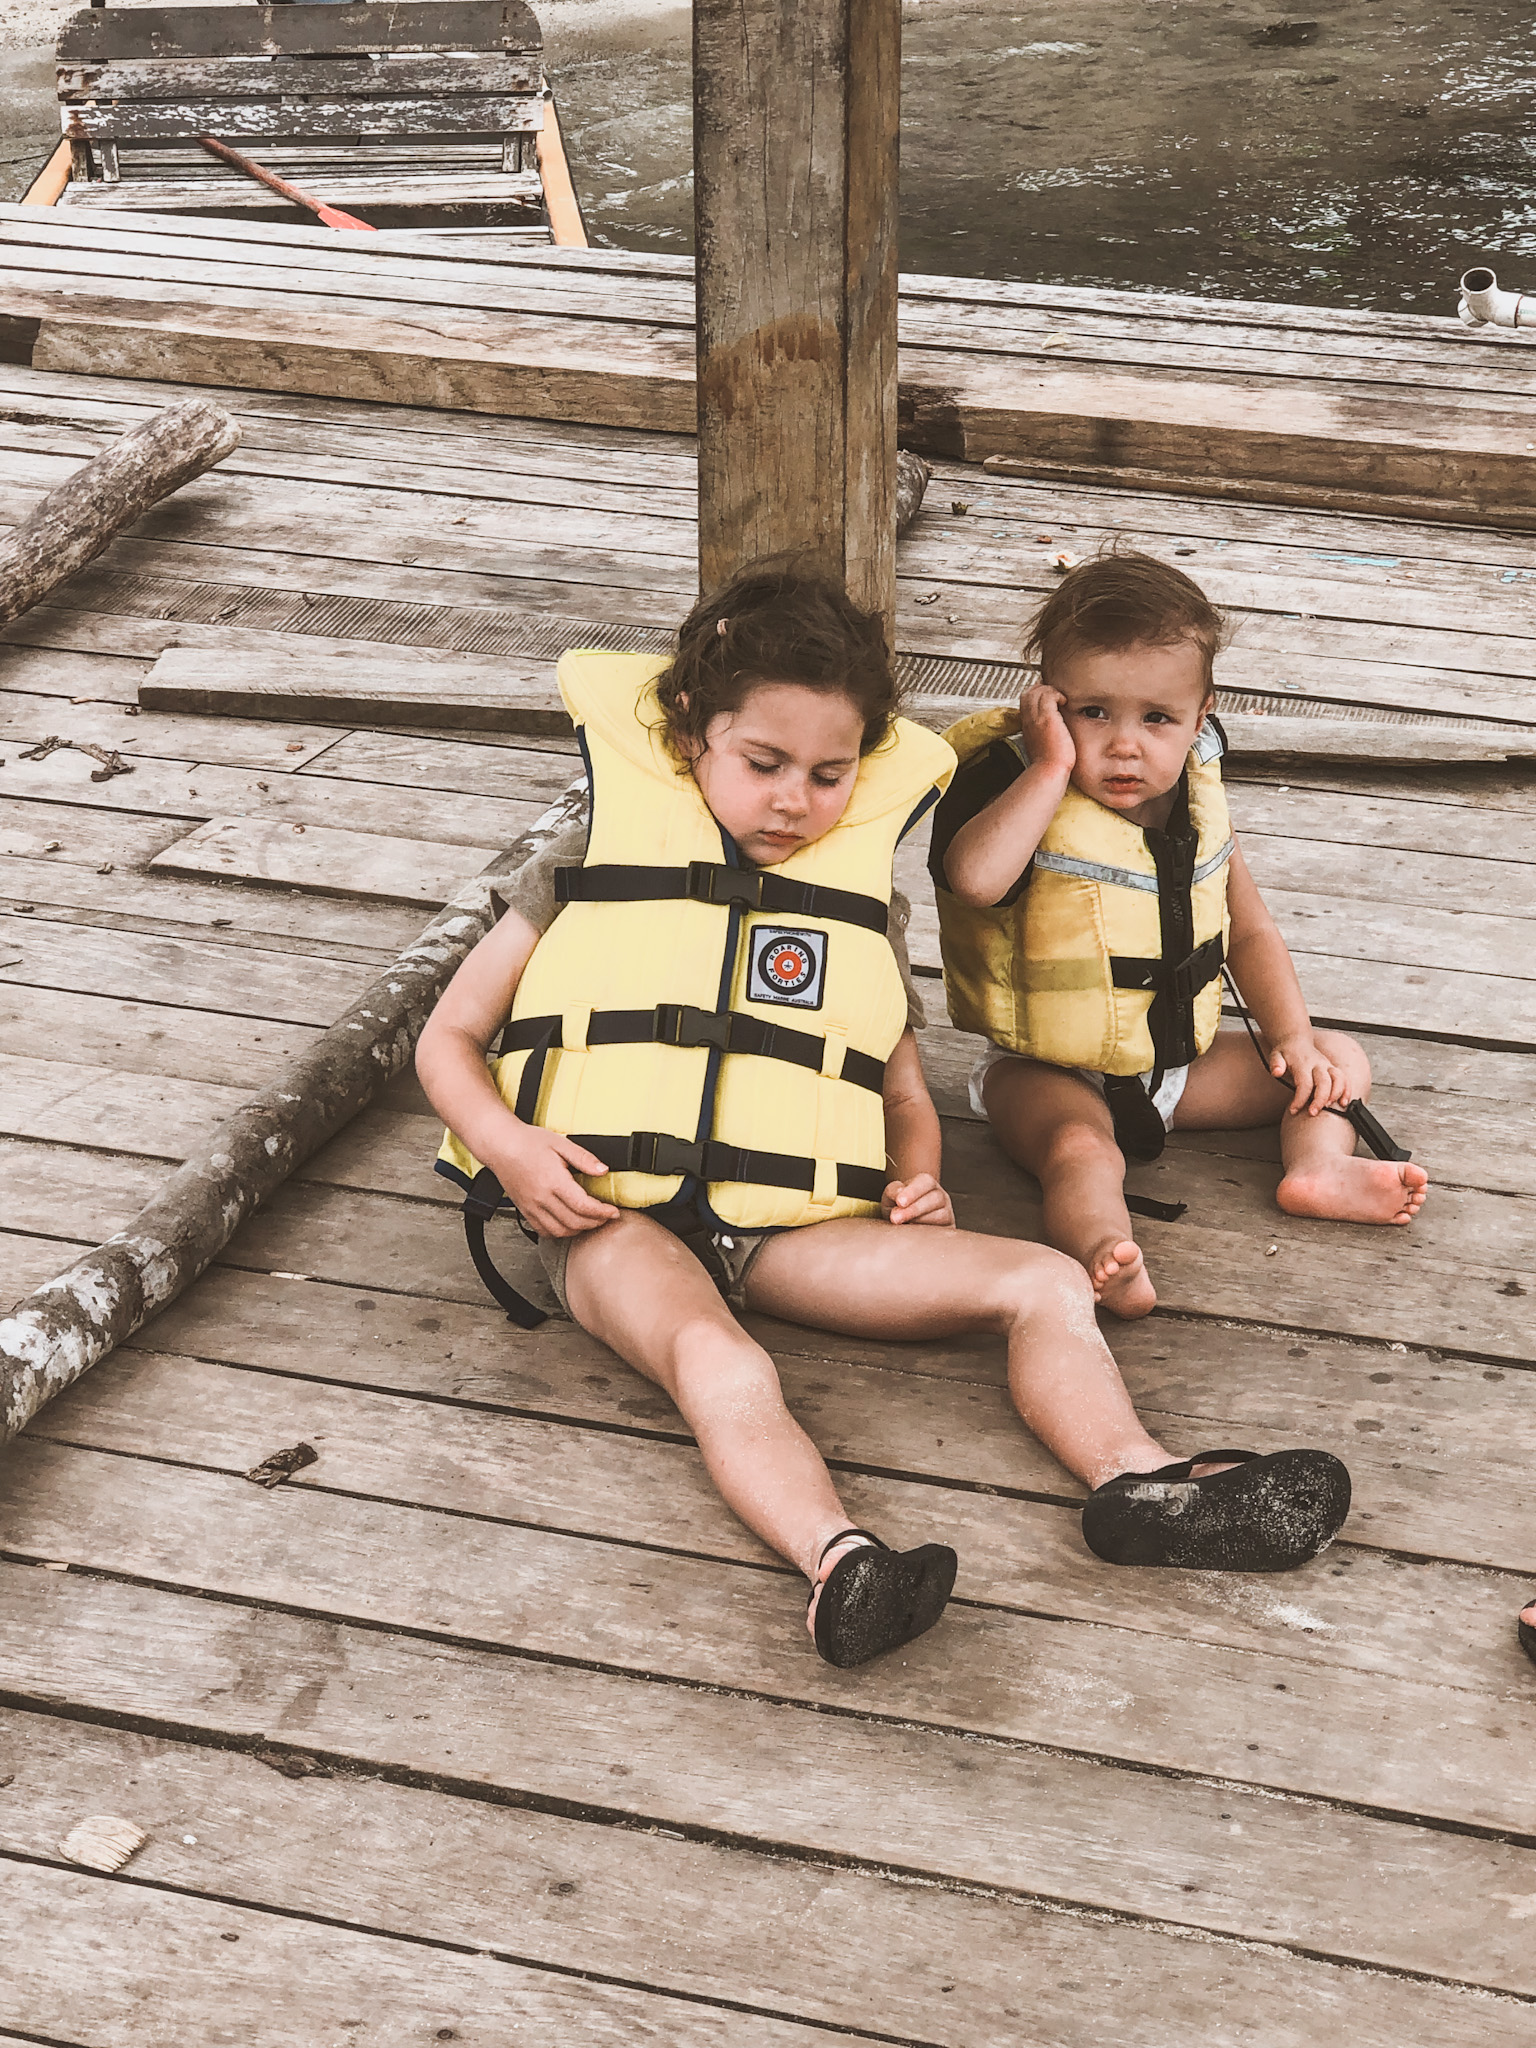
[766,941,813,991]
[747,926,828,1011]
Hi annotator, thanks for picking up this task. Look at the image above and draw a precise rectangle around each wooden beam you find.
[693,0,900,619]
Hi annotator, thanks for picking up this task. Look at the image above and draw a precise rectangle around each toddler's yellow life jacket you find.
[438,651,956,1232]
[935,705,1233,1077]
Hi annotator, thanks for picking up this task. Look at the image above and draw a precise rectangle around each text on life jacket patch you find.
[747,927,828,1011]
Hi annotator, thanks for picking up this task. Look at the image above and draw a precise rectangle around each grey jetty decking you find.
[1,303,1535,2044]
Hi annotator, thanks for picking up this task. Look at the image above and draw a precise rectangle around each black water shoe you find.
[1082,1448,1351,1571]
[810,1526,958,1668]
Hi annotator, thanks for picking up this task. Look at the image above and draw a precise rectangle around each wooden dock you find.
[2,285,1535,2038]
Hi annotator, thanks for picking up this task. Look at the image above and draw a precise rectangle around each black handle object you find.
[1338,1097,1412,1163]
[462,1167,548,1329]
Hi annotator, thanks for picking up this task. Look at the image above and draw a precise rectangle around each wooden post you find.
[693,0,901,623]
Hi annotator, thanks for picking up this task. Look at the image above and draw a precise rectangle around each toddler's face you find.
[1050,637,1212,823]
[687,681,864,865]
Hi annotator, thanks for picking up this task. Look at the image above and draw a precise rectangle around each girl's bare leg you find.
[746,1221,1175,1490]
[982,1057,1157,1320]
[562,1212,857,1585]
[1173,1028,1429,1225]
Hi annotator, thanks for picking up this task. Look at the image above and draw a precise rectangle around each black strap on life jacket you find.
[555,859,889,935]
[1111,933,1226,1024]
[568,1132,888,1204]
[460,1166,549,1329]
[498,1004,886,1093]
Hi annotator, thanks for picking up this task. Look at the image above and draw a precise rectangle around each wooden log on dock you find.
[0,780,587,1448]
[0,398,240,626]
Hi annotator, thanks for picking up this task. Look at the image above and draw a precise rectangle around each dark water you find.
[548,0,1536,310]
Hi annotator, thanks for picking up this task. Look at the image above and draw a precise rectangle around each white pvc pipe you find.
[1458,267,1536,328]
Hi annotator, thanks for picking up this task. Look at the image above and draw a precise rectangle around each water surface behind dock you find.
[549,0,1536,310]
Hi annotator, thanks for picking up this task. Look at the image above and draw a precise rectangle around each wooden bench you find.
[53,1,551,231]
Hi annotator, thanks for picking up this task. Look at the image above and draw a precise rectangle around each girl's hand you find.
[1017,682,1076,780]
[493,1126,621,1237]
[1270,1034,1352,1115]
[882,1173,955,1228]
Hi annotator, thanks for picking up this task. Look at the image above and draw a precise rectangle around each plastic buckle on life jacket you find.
[687,861,764,911]
[626,1131,708,1177]
[654,1002,733,1051]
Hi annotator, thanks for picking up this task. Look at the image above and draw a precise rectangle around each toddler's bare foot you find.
[1087,1236,1157,1319]
[1277,1156,1429,1226]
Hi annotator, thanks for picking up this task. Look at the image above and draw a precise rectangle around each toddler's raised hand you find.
[882,1173,956,1229]
[493,1126,621,1238]
[1018,681,1077,780]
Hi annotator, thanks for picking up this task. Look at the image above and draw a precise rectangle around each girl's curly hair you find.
[655,557,899,756]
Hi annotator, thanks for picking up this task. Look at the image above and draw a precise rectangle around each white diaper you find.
[966,1040,1189,1126]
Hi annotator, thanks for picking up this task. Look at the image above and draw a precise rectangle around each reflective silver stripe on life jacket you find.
[1193,836,1235,885]
[1033,849,1160,891]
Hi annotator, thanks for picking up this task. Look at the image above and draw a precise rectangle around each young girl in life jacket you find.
[932,551,1430,1322]
[419,563,1354,1671]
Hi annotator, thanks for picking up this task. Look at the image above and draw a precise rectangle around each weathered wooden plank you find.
[5,282,696,430]
[0,918,373,1023]
[140,647,571,733]
[0,734,546,847]
[0,1861,856,2048]
[0,847,424,955]
[66,95,544,145]
[295,729,580,804]
[31,1343,1533,1699]
[151,814,497,906]
[0,982,317,1090]
[0,638,148,701]
[0,1052,246,1159]
[59,171,546,215]
[0,791,182,866]
[1228,784,1536,866]
[0,445,697,567]
[58,53,544,102]
[56,3,545,64]
[0,681,344,768]
[6,1710,1536,2027]
[5,1439,1535,1840]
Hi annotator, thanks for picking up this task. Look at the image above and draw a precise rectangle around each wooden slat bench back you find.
[54,3,547,218]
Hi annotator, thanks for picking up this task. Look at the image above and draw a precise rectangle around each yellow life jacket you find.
[935,705,1233,1077]
[438,651,956,1234]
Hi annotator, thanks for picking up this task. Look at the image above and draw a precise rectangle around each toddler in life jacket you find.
[419,562,1354,1671]
[931,550,1429,1321]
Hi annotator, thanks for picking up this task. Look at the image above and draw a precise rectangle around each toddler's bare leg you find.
[562,1213,855,1577]
[746,1221,1173,1489]
[1173,1028,1429,1226]
[982,1057,1156,1319]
